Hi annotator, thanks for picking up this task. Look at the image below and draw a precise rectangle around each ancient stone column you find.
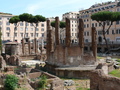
[34,38,37,54]
[46,19,51,57]
[55,17,60,45]
[28,40,31,55]
[65,18,71,47]
[22,38,25,55]
[78,19,84,54]
[92,27,97,59]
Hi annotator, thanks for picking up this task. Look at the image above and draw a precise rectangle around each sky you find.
[1,0,115,19]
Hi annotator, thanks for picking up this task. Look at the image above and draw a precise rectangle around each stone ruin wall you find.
[46,17,97,67]
[90,70,120,90]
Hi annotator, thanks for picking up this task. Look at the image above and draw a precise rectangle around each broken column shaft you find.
[65,18,71,47]
[92,27,97,59]
[55,17,60,45]
[78,19,84,54]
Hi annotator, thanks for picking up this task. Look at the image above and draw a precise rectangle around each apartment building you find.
[61,0,120,52]
[0,13,47,43]
[62,12,79,43]
[79,0,120,52]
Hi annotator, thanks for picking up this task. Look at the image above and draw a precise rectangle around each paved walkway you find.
[21,60,45,65]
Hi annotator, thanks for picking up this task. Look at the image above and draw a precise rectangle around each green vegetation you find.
[51,21,66,28]
[76,87,90,90]
[38,75,47,90]
[19,13,33,38]
[116,59,120,62]
[29,15,46,39]
[109,69,120,78]
[91,11,120,50]
[4,74,19,90]
[97,56,105,59]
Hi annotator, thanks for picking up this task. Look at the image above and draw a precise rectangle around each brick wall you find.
[90,70,120,90]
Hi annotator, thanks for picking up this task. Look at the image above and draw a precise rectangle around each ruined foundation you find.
[45,17,98,77]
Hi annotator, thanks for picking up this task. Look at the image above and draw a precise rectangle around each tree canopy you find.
[91,11,120,22]
[9,16,20,24]
[19,13,33,22]
[91,11,120,51]
[29,15,46,23]
[51,21,66,28]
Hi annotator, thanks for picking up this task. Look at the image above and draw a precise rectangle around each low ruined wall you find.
[15,68,32,74]
[28,72,42,79]
[47,45,96,67]
[90,70,120,90]
[56,69,91,79]
[29,69,64,90]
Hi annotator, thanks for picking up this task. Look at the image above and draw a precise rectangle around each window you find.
[98,31,102,35]
[14,33,17,37]
[95,23,97,27]
[36,28,39,31]
[116,29,119,34]
[6,22,10,25]
[20,33,23,37]
[26,28,28,31]
[31,33,33,37]
[87,24,89,28]
[31,28,33,31]
[112,30,114,34]
[99,23,101,26]
[30,23,33,26]
[41,28,44,31]
[6,27,10,30]
[26,33,28,37]
[6,33,10,37]
[84,24,86,28]
[84,32,86,36]
[85,39,88,43]
[36,33,39,37]
[87,32,89,36]
[92,23,94,27]
[41,24,44,27]
[116,21,119,24]
[20,22,23,26]
[7,18,10,20]
[41,33,44,37]
[26,23,29,26]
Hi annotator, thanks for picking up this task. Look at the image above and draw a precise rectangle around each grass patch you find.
[109,69,120,78]
[116,59,120,62]
[97,56,104,59]
[76,87,90,90]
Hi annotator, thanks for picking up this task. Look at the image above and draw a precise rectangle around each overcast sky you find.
[1,0,115,19]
